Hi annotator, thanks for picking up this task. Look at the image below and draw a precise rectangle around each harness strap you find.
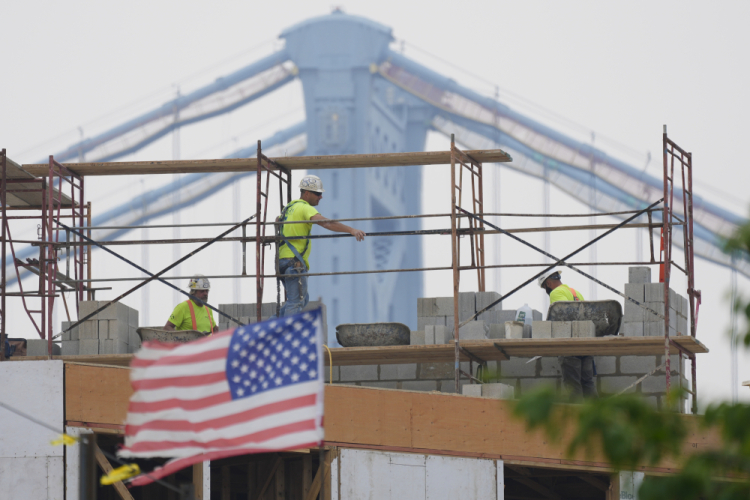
[186,300,214,332]
[571,288,580,301]
[278,200,310,268]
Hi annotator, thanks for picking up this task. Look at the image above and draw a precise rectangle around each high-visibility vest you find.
[186,300,214,333]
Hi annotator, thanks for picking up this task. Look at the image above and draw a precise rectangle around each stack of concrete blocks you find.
[415,291,541,344]
[57,301,140,355]
[217,301,327,340]
[26,339,61,356]
[620,266,689,338]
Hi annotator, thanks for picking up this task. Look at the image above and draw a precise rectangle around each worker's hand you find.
[350,228,366,241]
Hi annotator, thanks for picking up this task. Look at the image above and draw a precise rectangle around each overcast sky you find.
[3,1,749,407]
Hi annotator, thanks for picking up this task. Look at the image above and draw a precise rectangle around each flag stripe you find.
[126,418,316,453]
[127,391,233,413]
[129,380,229,403]
[130,347,229,368]
[132,371,226,390]
[132,358,226,380]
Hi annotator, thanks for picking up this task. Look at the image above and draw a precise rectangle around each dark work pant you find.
[560,355,598,399]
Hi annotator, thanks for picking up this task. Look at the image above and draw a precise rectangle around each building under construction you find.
[0,123,717,499]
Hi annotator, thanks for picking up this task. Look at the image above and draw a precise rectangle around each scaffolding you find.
[2,129,704,412]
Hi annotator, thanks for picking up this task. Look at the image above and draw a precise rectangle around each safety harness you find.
[277,200,310,271]
[185,300,214,333]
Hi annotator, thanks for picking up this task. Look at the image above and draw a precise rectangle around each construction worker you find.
[276,174,366,317]
[164,275,219,334]
[538,268,598,399]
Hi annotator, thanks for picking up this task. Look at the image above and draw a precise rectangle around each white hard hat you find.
[538,268,562,288]
[189,274,211,290]
[299,174,325,193]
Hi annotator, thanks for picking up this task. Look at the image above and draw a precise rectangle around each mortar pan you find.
[336,322,410,347]
[136,327,207,344]
[547,300,622,337]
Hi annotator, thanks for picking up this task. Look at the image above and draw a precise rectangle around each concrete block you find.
[600,376,638,394]
[109,320,129,343]
[572,320,596,338]
[523,324,532,339]
[532,310,543,321]
[417,316,444,331]
[497,310,518,323]
[669,306,677,330]
[459,321,487,340]
[421,298,436,317]
[669,288,678,310]
[677,315,688,335]
[461,384,482,397]
[476,291,501,312]
[643,396,658,409]
[114,340,128,354]
[78,301,100,320]
[488,323,505,339]
[540,357,560,376]
[129,327,141,352]
[361,381,398,389]
[500,357,537,377]
[27,339,61,356]
[418,362,457,380]
[98,301,130,323]
[620,355,657,374]
[439,379,468,394]
[425,325,451,344]
[551,321,572,338]
[680,295,689,318]
[459,292,476,321]
[478,309,498,323]
[623,300,645,322]
[504,321,524,339]
[620,322,644,337]
[340,365,378,381]
[324,366,340,382]
[78,320,98,340]
[62,340,79,355]
[445,316,455,333]
[380,363,417,380]
[531,321,552,339]
[410,331,425,345]
[433,297,454,316]
[629,266,651,284]
[99,339,114,355]
[401,380,437,392]
[642,373,667,393]
[643,302,665,322]
[128,307,139,327]
[520,378,556,393]
[624,283,645,303]
[79,339,99,355]
[594,356,617,375]
[645,283,666,303]
[645,321,676,337]
[98,320,109,340]
[61,321,79,341]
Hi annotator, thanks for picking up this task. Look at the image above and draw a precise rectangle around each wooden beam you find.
[304,451,331,500]
[275,459,285,499]
[221,466,230,500]
[192,462,204,500]
[256,456,282,499]
[93,443,135,500]
[578,473,610,491]
[508,476,562,500]
[302,455,312,499]
[22,149,512,177]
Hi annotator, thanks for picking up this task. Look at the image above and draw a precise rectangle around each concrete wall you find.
[0,360,64,499]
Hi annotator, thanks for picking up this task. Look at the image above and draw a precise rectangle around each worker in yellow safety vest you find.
[539,268,598,399]
[164,275,219,334]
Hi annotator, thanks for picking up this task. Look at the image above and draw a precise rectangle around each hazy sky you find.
[3,1,749,407]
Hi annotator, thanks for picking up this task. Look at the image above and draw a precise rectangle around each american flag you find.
[119,309,325,485]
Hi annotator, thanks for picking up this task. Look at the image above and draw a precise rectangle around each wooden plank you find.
[22,149,512,177]
[302,455,312,499]
[19,355,134,367]
[193,463,204,500]
[94,443,135,500]
[65,363,132,425]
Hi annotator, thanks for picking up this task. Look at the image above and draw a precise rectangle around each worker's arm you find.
[213,325,220,333]
[311,214,366,241]
[163,321,176,331]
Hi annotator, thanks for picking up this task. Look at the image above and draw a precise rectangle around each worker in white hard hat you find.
[275,174,366,317]
[164,275,219,334]
[539,268,598,399]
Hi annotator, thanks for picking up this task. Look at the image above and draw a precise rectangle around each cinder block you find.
[418,316,444,330]
[505,321,524,339]
[482,383,514,399]
[499,357,537,377]
[410,331,426,345]
[540,357,560,376]
[439,379,468,394]
[361,381,398,389]
[497,310,518,323]
[593,356,617,375]
[641,373,667,393]
[520,378,556,393]
[26,339,61,356]
[459,321,487,340]
[78,301,100,320]
[551,321,572,338]
[219,304,236,317]
[669,306,677,330]
[644,396,658,409]
[444,316,455,333]
[532,310,543,321]
[98,301,130,323]
[645,283,666,303]
[98,339,114,355]
[620,355,657,374]
[420,298,436,317]
[128,307,139,327]
[459,292,476,322]
[523,324,532,339]
[61,321,80,341]
[425,325,451,344]
[680,295,689,317]
[324,366,340,382]
[418,362,460,380]
[461,384,483,397]
[78,320,98,340]
[62,340,79,355]
[488,323,505,339]
[128,327,141,352]
[645,321,676,337]
[98,320,109,339]
[434,297,454,316]
[572,320,596,338]
[79,339,99,355]
[600,376,638,394]
[531,321,552,339]
[629,266,652,284]
[624,283,645,303]
[624,301,645,322]
[340,365,378,381]
[643,302,665,322]
[380,363,417,380]
[620,322,644,337]
[401,380,437,392]
[114,340,128,354]
[109,320,130,343]
[677,315,688,335]
[476,291,501,313]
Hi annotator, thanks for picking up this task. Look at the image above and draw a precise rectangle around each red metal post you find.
[1,149,6,361]
[450,135,460,392]
[256,141,263,323]
[662,127,671,390]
